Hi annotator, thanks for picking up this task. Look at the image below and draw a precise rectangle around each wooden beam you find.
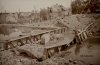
[58,47,61,52]
[80,33,84,41]
[54,47,59,53]
[78,35,82,41]
[28,36,33,43]
[18,39,25,46]
[85,31,88,37]
[83,32,88,39]
[8,42,14,49]
[25,37,30,44]
[43,49,48,59]
[3,42,8,50]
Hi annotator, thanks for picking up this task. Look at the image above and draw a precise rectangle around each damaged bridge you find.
[0,22,96,60]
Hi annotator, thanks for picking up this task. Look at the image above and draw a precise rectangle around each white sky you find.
[0,0,72,12]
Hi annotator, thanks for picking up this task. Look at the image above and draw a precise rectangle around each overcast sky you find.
[0,0,72,12]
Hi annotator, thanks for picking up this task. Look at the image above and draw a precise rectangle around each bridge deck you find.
[2,29,55,42]
[45,32,75,49]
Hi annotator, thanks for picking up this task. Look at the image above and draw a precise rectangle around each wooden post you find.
[64,28,65,32]
[58,29,60,34]
[85,31,89,37]
[28,37,33,44]
[54,30,56,34]
[82,31,85,40]
[62,28,64,33]
[64,28,66,32]
[47,49,52,58]
[59,29,61,33]
[32,36,35,44]
[78,35,82,41]
[3,42,8,50]
[73,38,76,44]
[37,35,41,44]
[83,32,88,39]
[39,34,42,40]
[29,36,34,43]
[26,37,30,44]
[54,47,59,53]
[61,28,63,33]
[17,40,19,46]
[43,48,48,59]
[12,41,18,47]
[8,42,14,49]
[58,47,61,53]
[76,36,81,44]
[18,39,25,46]
[61,45,67,51]
[80,33,84,41]
[57,29,59,34]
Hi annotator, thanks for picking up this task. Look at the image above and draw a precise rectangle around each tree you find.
[71,0,83,14]
[40,9,48,20]
[71,0,99,14]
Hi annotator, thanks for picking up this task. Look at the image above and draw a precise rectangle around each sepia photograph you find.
[0,0,100,65]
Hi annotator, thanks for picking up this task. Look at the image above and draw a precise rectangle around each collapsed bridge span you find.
[0,21,96,60]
